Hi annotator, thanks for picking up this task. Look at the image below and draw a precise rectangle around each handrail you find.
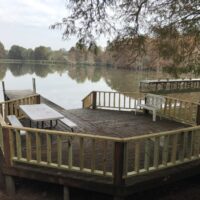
[3,124,122,142]
[0,94,40,104]
[82,91,200,126]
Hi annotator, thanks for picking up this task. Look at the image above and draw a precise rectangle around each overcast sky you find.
[0,0,78,50]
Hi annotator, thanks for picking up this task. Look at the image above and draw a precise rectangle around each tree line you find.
[0,42,67,61]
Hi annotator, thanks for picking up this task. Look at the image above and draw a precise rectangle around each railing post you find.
[196,103,200,125]
[92,91,97,109]
[114,142,125,186]
[2,81,7,101]
[2,127,12,167]
[32,78,36,93]
[144,96,149,114]
[36,95,40,104]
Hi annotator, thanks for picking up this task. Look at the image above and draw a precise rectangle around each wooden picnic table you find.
[19,104,64,128]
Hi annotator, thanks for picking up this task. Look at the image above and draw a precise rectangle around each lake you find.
[0,63,199,109]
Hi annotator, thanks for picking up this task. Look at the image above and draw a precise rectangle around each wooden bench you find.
[7,115,26,135]
[135,93,165,122]
[59,118,78,132]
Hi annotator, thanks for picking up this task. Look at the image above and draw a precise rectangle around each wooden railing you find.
[83,91,145,111]
[2,122,200,183]
[123,126,200,178]
[82,92,94,109]
[159,96,199,125]
[0,94,40,120]
[83,91,200,125]
[0,92,200,186]
[2,125,121,178]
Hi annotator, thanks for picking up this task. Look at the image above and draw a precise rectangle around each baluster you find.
[153,137,159,169]
[80,137,84,171]
[57,135,62,167]
[114,93,116,108]
[26,132,32,161]
[103,92,106,107]
[179,101,183,120]
[173,100,177,118]
[119,93,121,110]
[103,141,108,176]
[171,134,178,164]
[15,130,22,160]
[168,99,172,116]
[193,130,200,158]
[46,134,52,164]
[189,131,194,159]
[91,139,96,173]
[67,137,73,169]
[162,135,169,166]
[36,132,41,163]
[9,129,15,160]
[144,139,150,171]
[10,103,14,115]
[109,93,111,107]
[134,141,140,174]
[129,97,131,109]
[98,92,100,107]
[183,132,189,160]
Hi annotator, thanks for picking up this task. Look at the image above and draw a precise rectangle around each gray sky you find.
[0,0,77,50]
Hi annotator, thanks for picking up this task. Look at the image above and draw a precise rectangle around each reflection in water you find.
[0,63,169,92]
[1,63,200,108]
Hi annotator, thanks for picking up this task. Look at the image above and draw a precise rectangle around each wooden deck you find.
[40,98,189,138]
[1,91,200,199]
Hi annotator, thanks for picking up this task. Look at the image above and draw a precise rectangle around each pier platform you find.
[1,90,200,200]
[140,78,200,93]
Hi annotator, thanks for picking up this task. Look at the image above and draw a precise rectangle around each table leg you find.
[30,119,32,127]
[42,121,44,129]
[50,120,53,128]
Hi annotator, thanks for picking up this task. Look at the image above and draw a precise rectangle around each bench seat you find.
[7,115,26,135]
[59,118,77,132]
[135,94,165,122]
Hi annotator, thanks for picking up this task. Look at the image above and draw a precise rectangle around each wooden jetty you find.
[140,78,200,93]
[1,89,200,199]
[2,78,36,100]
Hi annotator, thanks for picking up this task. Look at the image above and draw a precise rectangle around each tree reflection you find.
[1,63,197,94]
[0,64,8,80]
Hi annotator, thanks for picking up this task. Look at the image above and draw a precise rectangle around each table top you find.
[19,104,64,121]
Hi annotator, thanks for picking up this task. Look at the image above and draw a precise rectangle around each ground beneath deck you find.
[2,175,200,200]
[41,96,189,137]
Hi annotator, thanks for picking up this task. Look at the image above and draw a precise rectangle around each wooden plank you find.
[57,135,62,167]
[162,135,169,166]
[80,137,84,171]
[103,141,108,176]
[26,132,32,161]
[67,138,73,169]
[171,134,178,164]
[153,137,159,169]
[35,132,41,163]
[46,134,52,164]
[91,139,96,173]
[16,130,22,160]
[144,139,150,171]
[134,141,140,174]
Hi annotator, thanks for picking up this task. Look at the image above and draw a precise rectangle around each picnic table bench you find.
[7,115,26,135]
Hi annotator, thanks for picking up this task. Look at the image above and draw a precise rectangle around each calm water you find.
[0,63,199,109]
